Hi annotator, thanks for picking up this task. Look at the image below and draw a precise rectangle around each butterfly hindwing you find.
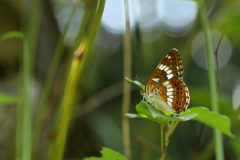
[150,79,190,113]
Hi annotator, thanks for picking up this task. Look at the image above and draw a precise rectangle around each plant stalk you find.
[160,124,165,160]
[122,0,132,159]
[1,32,32,160]
[32,1,82,156]
[51,51,83,160]
[159,121,179,160]
[199,1,224,159]
[49,1,105,159]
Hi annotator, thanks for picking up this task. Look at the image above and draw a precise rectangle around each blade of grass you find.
[25,0,43,70]
[1,32,31,160]
[50,1,105,159]
[22,33,31,160]
[24,0,43,157]
[71,1,92,52]
[122,0,132,159]
[32,0,83,156]
[76,0,106,76]
[199,1,224,160]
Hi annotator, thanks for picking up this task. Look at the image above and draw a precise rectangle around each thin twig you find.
[122,0,132,159]
[192,125,208,160]
[215,33,224,91]
[78,81,123,117]
[134,133,160,152]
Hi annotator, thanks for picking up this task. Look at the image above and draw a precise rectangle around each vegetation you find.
[0,0,239,160]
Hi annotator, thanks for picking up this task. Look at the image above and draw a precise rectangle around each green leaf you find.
[83,147,127,160]
[0,93,18,105]
[126,102,234,138]
[125,77,234,138]
[126,101,198,124]
[182,107,235,138]
[125,77,145,90]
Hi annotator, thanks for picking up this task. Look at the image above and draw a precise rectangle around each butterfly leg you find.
[140,90,146,101]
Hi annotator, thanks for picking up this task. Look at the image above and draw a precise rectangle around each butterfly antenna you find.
[135,73,139,81]
[135,73,145,99]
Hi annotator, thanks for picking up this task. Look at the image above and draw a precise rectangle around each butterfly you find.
[142,48,190,113]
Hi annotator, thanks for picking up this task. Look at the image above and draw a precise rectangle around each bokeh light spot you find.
[191,30,232,70]
[232,80,240,110]
[101,0,140,34]
[157,0,198,37]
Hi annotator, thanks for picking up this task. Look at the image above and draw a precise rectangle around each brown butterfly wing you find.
[145,48,184,93]
[157,48,184,81]
[149,79,190,113]
[145,48,190,113]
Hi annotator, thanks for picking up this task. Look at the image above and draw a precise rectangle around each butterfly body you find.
[143,48,190,113]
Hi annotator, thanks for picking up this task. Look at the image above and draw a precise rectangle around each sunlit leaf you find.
[182,107,235,138]
[83,147,127,160]
[125,77,145,90]
[126,101,198,124]
[126,101,234,138]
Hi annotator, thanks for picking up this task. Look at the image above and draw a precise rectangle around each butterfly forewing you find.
[157,49,184,81]
[144,48,190,113]
[145,49,184,93]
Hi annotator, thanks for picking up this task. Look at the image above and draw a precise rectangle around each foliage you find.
[83,147,127,160]
[125,77,234,159]
[0,0,239,160]
[126,101,234,138]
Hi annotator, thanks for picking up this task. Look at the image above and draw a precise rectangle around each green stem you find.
[72,0,93,52]
[76,0,106,77]
[159,121,179,160]
[49,1,105,159]
[1,32,32,160]
[160,124,165,160]
[199,1,223,159]
[26,0,43,70]
[51,55,82,160]
[22,34,31,160]
[168,121,179,138]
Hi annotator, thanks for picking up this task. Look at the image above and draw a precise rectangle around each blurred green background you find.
[0,0,240,160]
